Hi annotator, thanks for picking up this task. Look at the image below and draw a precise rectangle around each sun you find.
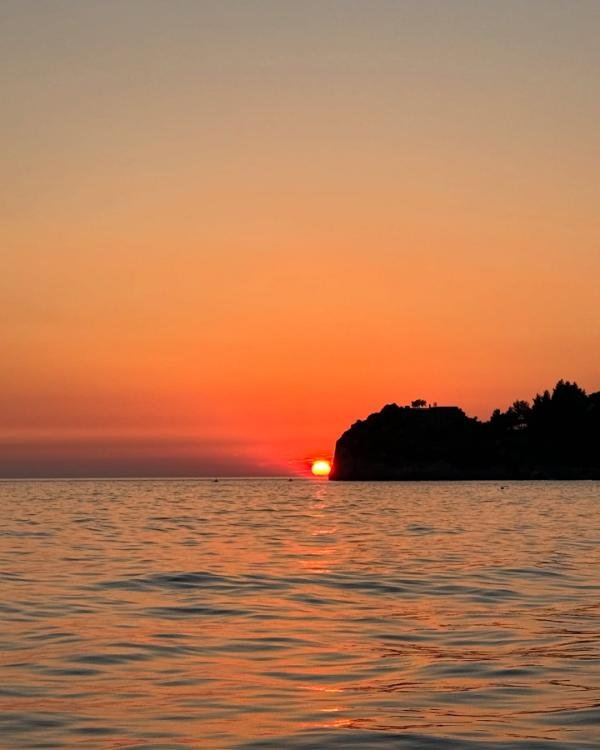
[311,459,331,477]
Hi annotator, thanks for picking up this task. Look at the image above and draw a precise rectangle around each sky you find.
[2,0,600,477]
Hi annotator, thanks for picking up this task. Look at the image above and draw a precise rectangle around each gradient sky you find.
[2,0,599,476]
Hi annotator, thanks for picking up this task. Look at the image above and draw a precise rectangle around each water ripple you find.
[0,479,598,748]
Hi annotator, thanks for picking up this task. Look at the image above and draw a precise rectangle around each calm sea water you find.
[0,480,599,749]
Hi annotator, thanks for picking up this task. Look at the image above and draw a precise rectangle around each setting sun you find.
[311,460,331,477]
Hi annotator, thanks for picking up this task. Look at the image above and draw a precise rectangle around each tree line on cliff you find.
[488,380,600,472]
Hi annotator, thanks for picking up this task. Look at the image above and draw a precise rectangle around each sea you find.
[0,479,598,749]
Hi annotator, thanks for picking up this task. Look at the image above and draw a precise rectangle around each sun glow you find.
[311,460,331,477]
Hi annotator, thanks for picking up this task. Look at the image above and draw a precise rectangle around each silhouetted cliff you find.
[329,381,600,480]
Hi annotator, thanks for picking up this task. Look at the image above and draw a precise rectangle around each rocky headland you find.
[329,380,600,480]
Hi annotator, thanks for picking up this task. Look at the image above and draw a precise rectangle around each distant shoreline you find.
[331,474,600,482]
[1,475,599,483]
[330,380,600,482]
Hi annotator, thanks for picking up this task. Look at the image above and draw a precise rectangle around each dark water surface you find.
[1,480,599,748]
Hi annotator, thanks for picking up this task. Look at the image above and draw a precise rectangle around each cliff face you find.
[330,404,487,480]
[329,382,600,481]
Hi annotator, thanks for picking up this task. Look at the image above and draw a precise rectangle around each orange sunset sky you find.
[2,1,599,476]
